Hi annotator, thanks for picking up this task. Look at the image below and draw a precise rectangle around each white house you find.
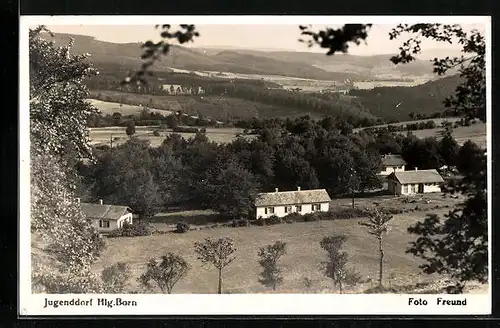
[79,199,134,233]
[386,168,445,196]
[254,187,332,220]
[379,154,407,176]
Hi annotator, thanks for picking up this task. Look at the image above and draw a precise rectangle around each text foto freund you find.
[44,297,138,308]
[408,297,467,306]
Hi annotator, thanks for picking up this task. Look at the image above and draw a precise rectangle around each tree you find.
[194,237,237,294]
[257,241,287,291]
[384,25,487,292]
[166,114,179,129]
[358,207,394,287]
[439,132,460,167]
[319,235,360,293]
[91,138,162,218]
[203,157,260,219]
[29,26,106,293]
[101,262,132,293]
[138,253,190,294]
[126,120,136,136]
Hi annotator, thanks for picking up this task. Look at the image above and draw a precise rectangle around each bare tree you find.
[138,252,190,294]
[358,207,393,287]
[257,241,287,291]
[194,237,237,294]
[319,235,360,294]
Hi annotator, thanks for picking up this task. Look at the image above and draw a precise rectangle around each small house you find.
[379,154,407,176]
[254,187,331,220]
[79,199,134,233]
[386,168,445,196]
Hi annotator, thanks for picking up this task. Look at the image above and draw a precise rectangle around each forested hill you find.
[46,32,442,82]
[46,33,364,81]
[349,74,461,121]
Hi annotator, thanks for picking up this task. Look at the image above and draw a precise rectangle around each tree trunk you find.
[339,282,343,294]
[379,238,384,287]
[218,268,222,294]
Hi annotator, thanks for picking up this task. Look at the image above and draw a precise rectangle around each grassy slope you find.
[89,90,323,120]
[93,207,453,294]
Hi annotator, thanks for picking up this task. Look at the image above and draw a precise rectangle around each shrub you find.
[175,221,190,233]
[101,262,132,293]
[173,126,199,133]
[284,212,302,222]
[303,213,318,222]
[253,219,266,226]
[232,219,250,227]
[153,130,161,137]
[266,215,283,225]
[107,221,153,238]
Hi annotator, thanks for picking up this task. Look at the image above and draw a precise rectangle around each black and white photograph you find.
[19,15,491,315]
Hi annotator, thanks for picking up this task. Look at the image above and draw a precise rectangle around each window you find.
[265,207,274,215]
[99,220,110,228]
[402,185,408,194]
[295,205,302,212]
[312,203,322,211]
[285,206,292,213]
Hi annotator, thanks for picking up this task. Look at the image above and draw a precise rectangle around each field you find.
[88,99,173,116]
[355,118,487,149]
[89,126,251,147]
[89,90,322,120]
[92,193,487,294]
[409,123,487,149]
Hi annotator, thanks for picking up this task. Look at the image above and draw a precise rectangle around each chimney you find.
[99,199,103,205]
[297,186,301,191]
[275,188,278,193]
[415,167,418,171]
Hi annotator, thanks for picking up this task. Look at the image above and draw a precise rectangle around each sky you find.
[45,21,487,58]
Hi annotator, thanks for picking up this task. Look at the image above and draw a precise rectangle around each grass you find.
[92,193,467,294]
[89,90,321,121]
[409,123,487,148]
[88,99,173,116]
[89,126,253,147]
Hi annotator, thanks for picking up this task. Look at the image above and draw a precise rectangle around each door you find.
[418,183,424,193]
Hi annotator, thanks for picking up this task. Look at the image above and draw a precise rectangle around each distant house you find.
[386,169,445,196]
[379,154,407,176]
[79,199,134,233]
[254,187,331,220]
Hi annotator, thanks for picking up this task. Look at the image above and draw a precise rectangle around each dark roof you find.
[387,169,445,184]
[382,154,406,167]
[255,189,331,207]
[80,202,132,220]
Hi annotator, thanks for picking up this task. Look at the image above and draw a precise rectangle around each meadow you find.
[355,118,487,149]
[89,91,321,120]
[89,126,252,147]
[92,193,488,294]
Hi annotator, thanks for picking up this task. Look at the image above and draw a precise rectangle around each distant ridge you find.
[44,32,453,82]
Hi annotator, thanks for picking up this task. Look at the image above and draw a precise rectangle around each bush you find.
[107,221,153,238]
[153,130,161,136]
[173,126,199,133]
[253,219,266,226]
[232,219,250,227]
[303,213,319,222]
[329,207,370,220]
[175,221,190,233]
[266,215,283,225]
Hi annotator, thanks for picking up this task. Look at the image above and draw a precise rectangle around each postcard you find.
[19,15,491,316]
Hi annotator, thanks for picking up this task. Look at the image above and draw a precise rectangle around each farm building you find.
[386,169,445,196]
[79,199,134,233]
[379,154,407,176]
[254,187,331,220]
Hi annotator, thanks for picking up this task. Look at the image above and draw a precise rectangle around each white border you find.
[19,15,492,316]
